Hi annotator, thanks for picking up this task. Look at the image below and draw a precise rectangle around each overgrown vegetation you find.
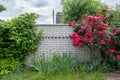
[61,0,107,23]
[109,3,120,28]
[30,53,80,74]
[30,53,112,74]
[0,53,109,80]
[0,13,42,74]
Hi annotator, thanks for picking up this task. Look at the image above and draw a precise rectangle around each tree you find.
[0,4,6,12]
[109,3,120,28]
[61,0,107,23]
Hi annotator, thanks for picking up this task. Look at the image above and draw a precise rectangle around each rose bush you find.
[69,11,120,70]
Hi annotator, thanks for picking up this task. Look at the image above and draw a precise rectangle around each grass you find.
[0,69,108,80]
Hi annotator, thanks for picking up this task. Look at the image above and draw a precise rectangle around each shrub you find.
[69,11,120,70]
[0,13,42,61]
[61,0,107,23]
[0,13,42,73]
[0,59,19,75]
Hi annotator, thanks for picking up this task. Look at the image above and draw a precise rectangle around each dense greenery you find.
[30,53,112,74]
[0,4,6,12]
[0,54,109,80]
[0,13,42,74]
[109,3,120,28]
[62,0,107,23]
[30,53,80,74]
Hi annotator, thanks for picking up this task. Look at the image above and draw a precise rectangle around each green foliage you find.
[86,57,114,72]
[0,13,42,73]
[0,13,42,61]
[0,59,19,75]
[62,0,107,23]
[0,4,6,12]
[109,3,120,28]
[30,53,80,74]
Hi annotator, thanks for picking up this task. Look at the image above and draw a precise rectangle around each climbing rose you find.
[100,24,107,30]
[114,41,118,45]
[107,37,111,42]
[78,43,83,47]
[109,49,115,55]
[73,20,76,26]
[86,25,91,29]
[94,44,97,47]
[100,40,106,45]
[99,31,106,36]
[85,31,93,37]
[110,33,115,36]
[89,37,94,43]
[84,37,89,43]
[68,22,72,27]
[114,28,119,33]
[116,55,120,59]
[95,14,100,17]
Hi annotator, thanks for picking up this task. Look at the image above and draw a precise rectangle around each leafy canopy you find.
[62,0,107,23]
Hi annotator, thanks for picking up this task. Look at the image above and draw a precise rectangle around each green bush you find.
[62,0,107,23]
[0,13,42,73]
[109,3,120,28]
[30,53,80,74]
[0,59,19,75]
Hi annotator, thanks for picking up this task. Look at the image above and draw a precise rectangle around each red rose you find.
[95,14,100,17]
[84,37,89,43]
[89,37,94,43]
[68,22,73,27]
[107,37,111,42]
[116,55,120,59]
[110,33,115,36]
[78,43,83,47]
[73,20,76,26]
[85,31,93,37]
[109,49,115,55]
[72,32,79,39]
[99,31,106,36]
[114,28,119,33]
[100,24,107,30]
[100,40,106,45]
[86,25,91,29]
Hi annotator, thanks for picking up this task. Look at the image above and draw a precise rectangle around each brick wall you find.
[26,24,91,65]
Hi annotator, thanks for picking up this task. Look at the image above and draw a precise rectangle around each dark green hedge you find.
[0,13,42,74]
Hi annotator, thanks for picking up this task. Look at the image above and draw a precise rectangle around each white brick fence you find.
[26,24,91,65]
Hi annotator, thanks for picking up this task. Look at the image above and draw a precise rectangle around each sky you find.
[0,0,120,24]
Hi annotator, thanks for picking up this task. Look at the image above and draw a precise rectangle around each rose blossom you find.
[100,40,106,45]
[68,22,72,26]
[109,49,115,55]
[107,37,111,42]
[116,55,120,59]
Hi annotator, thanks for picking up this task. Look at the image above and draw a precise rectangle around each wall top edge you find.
[35,24,69,26]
